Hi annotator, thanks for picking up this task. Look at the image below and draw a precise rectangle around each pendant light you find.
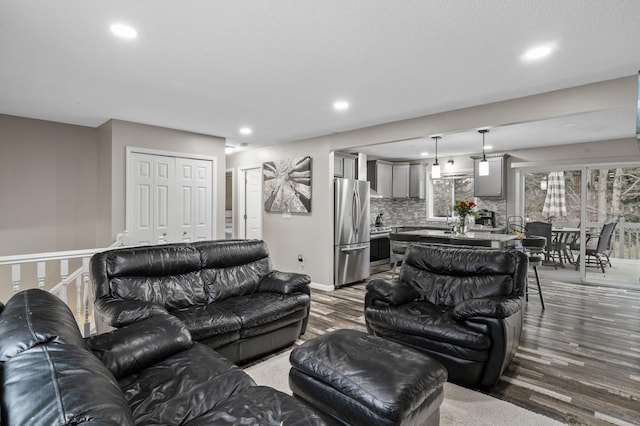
[431,136,441,178]
[478,129,489,176]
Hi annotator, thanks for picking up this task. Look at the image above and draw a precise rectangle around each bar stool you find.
[521,236,545,309]
[389,233,421,279]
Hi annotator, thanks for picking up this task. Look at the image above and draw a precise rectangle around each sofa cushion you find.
[215,292,310,330]
[197,240,273,302]
[366,301,491,353]
[110,272,206,310]
[401,245,516,306]
[171,304,242,340]
[0,289,86,361]
[119,343,255,425]
[3,344,135,426]
[106,245,201,277]
[202,258,272,303]
[185,386,326,426]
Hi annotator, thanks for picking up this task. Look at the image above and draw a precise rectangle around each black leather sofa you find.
[91,239,311,364]
[0,288,325,426]
[365,244,527,388]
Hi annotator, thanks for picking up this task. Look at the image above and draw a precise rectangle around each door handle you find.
[340,244,368,252]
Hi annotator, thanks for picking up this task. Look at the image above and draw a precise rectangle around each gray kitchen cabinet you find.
[409,163,425,198]
[367,160,393,198]
[392,163,410,198]
[473,154,507,197]
[334,152,357,179]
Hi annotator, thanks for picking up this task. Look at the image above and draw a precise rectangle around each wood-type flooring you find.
[301,269,640,426]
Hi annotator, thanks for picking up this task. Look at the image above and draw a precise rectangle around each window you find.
[430,176,474,218]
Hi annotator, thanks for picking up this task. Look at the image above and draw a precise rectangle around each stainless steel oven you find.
[370,226,391,274]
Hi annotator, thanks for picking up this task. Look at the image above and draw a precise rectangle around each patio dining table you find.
[551,227,580,266]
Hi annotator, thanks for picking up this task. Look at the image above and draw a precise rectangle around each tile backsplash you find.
[370,197,507,227]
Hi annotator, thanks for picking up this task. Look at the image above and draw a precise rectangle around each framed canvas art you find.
[263,156,312,213]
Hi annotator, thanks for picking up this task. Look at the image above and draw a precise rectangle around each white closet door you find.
[129,153,155,245]
[175,158,212,242]
[128,151,213,245]
[153,156,175,244]
[193,159,213,241]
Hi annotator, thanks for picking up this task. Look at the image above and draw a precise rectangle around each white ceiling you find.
[1,1,639,156]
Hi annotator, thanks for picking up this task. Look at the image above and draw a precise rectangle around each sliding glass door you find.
[584,166,640,287]
[519,164,640,289]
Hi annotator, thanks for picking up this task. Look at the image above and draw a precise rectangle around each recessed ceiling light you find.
[522,44,554,61]
[333,100,349,111]
[484,145,493,150]
[110,23,138,39]
[225,146,235,155]
[420,152,429,156]
[239,127,252,135]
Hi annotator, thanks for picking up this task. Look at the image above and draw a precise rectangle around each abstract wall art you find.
[263,156,312,213]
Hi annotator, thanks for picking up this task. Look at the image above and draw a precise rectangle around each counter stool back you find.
[389,233,422,279]
[521,236,546,309]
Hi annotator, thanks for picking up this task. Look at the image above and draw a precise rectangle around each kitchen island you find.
[395,229,517,249]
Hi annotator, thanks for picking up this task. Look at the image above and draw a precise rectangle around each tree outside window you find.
[431,176,474,218]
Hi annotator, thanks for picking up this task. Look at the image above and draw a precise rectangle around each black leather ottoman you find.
[289,329,447,426]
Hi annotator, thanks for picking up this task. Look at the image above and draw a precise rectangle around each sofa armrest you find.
[451,295,523,321]
[94,297,168,328]
[85,312,192,379]
[365,279,419,307]
[258,270,311,295]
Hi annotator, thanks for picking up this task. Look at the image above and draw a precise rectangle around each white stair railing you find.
[0,233,126,336]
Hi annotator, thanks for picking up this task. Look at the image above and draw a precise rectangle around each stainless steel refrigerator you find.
[334,178,370,287]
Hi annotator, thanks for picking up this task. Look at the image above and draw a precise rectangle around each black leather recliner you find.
[91,239,311,364]
[365,244,527,388]
[0,289,325,425]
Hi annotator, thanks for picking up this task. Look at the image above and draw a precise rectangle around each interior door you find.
[245,167,262,239]
[128,153,155,245]
[175,158,212,242]
[153,156,174,244]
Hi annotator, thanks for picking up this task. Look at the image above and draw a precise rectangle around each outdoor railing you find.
[611,218,640,260]
[0,233,125,336]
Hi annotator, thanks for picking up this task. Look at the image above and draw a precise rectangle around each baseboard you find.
[309,282,334,292]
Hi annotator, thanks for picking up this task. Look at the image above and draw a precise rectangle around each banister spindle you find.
[60,259,69,303]
[82,257,91,337]
[11,264,20,294]
[37,262,46,289]
[75,275,82,321]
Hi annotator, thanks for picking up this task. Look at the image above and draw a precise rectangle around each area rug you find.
[244,349,566,426]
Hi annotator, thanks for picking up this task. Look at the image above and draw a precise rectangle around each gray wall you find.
[0,114,99,255]
[97,119,227,244]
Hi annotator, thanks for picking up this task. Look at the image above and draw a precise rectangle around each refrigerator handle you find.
[352,189,358,236]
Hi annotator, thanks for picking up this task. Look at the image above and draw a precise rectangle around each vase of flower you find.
[453,200,478,235]
[456,216,468,235]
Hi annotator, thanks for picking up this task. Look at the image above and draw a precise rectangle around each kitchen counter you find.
[387,223,506,233]
[395,229,516,249]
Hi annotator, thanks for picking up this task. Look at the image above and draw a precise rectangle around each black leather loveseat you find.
[365,244,527,388]
[91,239,311,364]
[0,289,324,425]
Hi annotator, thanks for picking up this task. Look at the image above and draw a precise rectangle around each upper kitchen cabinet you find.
[409,163,425,199]
[367,160,393,198]
[334,152,357,179]
[473,154,508,197]
[392,163,410,198]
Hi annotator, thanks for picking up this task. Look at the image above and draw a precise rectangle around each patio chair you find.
[574,220,617,273]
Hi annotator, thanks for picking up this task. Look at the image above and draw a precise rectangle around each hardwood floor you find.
[301,269,640,426]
